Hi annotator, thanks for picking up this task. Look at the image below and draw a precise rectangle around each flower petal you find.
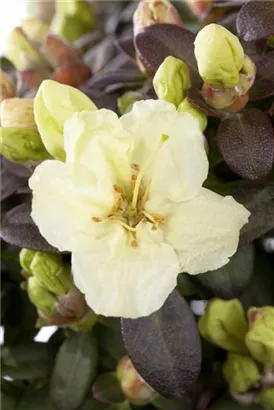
[72,222,179,318]
[164,188,250,275]
[121,100,208,206]
[29,160,114,252]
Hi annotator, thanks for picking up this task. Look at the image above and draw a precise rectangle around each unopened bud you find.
[28,276,56,316]
[30,252,72,296]
[26,0,55,23]
[198,299,248,354]
[133,0,183,36]
[42,34,81,68]
[117,356,157,405]
[1,98,37,131]
[223,353,260,393]
[19,248,36,274]
[52,63,92,88]
[0,71,16,102]
[236,55,256,95]
[224,92,249,113]
[194,24,244,89]
[118,91,143,115]
[178,97,207,131]
[70,309,98,332]
[21,18,49,44]
[258,388,274,409]
[56,287,86,318]
[201,83,237,109]
[186,0,212,19]
[6,27,46,70]
[34,80,97,160]
[245,307,274,365]
[153,56,190,107]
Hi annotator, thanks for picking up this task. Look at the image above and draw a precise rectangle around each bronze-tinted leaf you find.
[250,51,274,101]
[121,291,201,397]
[187,88,225,118]
[237,1,274,41]
[217,109,274,180]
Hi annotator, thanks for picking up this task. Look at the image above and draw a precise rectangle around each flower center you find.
[92,134,168,247]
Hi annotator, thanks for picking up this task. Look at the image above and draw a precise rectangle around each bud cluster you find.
[19,249,97,331]
[199,299,274,408]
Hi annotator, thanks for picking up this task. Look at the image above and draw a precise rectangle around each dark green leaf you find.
[1,391,18,410]
[135,24,201,88]
[17,386,51,410]
[121,291,201,398]
[196,244,254,299]
[80,398,131,410]
[153,395,194,410]
[50,331,98,410]
[1,342,54,380]
[0,203,58,253]
[237,1,274,41]
[92,373,125,404]
[217,109,274,180]
[209,394,262,409]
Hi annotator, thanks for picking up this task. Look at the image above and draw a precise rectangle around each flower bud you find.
[28,276,56,316]
[26,0,55,23]
[6,27,46,70]
[56,287,86,318]
[117,356,157,405]
[258,388,274,409]
[34,80,97,160]
[0,127,50,164]
[133,0,183,36]
[42,34,81,68]
[201,83,237,109]
[153,56,190,107]
[19,248,36,274]
[52,63,92,88]
[178,97,207,131]
[1,98,37,131]
[186,0,212,19]
[223,353,260,393]
[0,71,16,102]
[194,24,244,89]
[245,307,274,365]
[30,252,72,296]
[198,299,248,354]
[70,309,98,332]
[118,91,143,115]
[21,18,49,44]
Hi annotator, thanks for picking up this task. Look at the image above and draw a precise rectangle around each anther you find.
[151,225,157,231]
[92,217,102,223]
[131,163,140,172]
[113,184,123,194]
[154,215,165,223]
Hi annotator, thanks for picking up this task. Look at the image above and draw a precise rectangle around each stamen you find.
[92,217,102,223]
[110,218,137,232]
[154,215,165,223]
[142,210,156,223]
[131,174,137,189]
[113,184,123,194]
[151,225,157,231]
[131,134,169,211]
[131,163,140,172]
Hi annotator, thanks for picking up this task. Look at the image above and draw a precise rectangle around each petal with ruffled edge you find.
[164,188,250,275]
[120,100,208,206]
[72,222,179,318]
[29,160,115,252]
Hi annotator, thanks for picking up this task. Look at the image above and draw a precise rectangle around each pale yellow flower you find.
[29,88,249,318]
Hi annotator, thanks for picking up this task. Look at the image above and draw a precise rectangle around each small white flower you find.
[29,99,250,318]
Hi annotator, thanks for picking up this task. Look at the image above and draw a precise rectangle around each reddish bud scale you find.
[52,62,92,87]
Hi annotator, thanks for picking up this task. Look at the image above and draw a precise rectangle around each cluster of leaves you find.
[1,1,274,409]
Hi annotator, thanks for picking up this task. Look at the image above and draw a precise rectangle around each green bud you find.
[1,98,37,131]
[70,309,98,332]
[34,80,97,160]
[223,353,260,393]
[6,27,46,70]
[258,388,274,409]
[30,252,72,296]
[118,91,143,115]
[26,0,55,23]
[28,276,56,316]
[117,356,157,405]
[21,18,49,44]
[178,97,208,131]
[198,299,248,354]
[0,127,50,164]
[245,307,274,365]
[19,248,36,274]
[194,24,244,89]
[0,71,15,102]
[153,56,190,107]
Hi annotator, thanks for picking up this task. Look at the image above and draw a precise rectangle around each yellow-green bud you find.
[118,91,143,115]
[245,307,274,365]
[178,97,208,131]
[19,248,36,274]
[70,310,98,332]
[6,27,46,70]
[21,18,49,44]
[28,276,56,316]
[0,127,50,164]
[30,252,72,296]
[0,71,16,102]
[153,56,191,107]
[223,353,260,393]
[117,356,157,405]
[194,24,244,89]
[258,388,274,409]
[1,98,37,131]
[133,0,183,36]
[34,80,97,161]
[198,299,248,354]
[26,0,55,23]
